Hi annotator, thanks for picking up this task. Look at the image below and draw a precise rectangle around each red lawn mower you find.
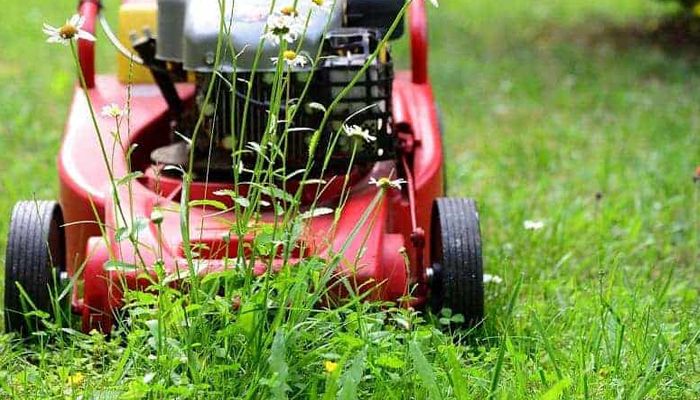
[4,0,484,335]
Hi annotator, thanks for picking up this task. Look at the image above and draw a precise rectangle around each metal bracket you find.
[131,30,184,117]
[398,123,427,284]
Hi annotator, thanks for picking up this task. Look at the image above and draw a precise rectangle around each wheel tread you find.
[4,201,65,335]
[431,197,484,326]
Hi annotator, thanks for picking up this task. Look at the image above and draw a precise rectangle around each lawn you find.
[0,0,698,398]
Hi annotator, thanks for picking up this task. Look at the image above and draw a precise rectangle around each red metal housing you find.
[60,0,443,332]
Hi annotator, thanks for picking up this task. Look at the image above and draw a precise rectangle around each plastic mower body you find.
[4,0,485,335]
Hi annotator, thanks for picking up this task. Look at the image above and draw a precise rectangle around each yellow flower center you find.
[324,360,338,373]
[67,372,85,386]
[283,50,298,61]
[377,178,392,188]
[281,6,298,16]
[312,0,324,5]
[59,24,79,39]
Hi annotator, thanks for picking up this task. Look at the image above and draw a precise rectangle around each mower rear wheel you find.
[4,201,66,336]
[429,198,484,327]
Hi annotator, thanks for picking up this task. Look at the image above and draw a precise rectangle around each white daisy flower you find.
[483,274,503,284]
[262,13,303,46]
[343,124,376,143]
[272,50,309,68]
[428,0,440,7]
[369,177,406,191]
[100,103,124,119]
[310,0,334,13]
[43,14,96,46]
[523,220,545,231]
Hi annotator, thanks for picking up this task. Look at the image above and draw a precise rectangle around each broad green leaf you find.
[104,260,139,272]
[338,349,366,400]
[450,314,465,324]
[376,354,405,369]
[115,171,144,186]
[252,183,296,203]
[115,226,130,242]
[213,189,250,208]
[189,199,228,211]
[268,330,290,400]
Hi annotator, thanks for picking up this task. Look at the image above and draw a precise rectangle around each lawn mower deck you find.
[4,0,484,335]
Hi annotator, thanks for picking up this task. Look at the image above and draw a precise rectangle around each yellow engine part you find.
[117,1,157,84]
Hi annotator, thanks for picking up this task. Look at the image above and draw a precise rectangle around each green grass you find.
[1,0,699,398]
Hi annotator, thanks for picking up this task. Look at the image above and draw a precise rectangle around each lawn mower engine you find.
[147,0,402,179]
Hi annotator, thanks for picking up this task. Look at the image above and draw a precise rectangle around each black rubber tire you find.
[4,201,65,336]
[430,198,484,327]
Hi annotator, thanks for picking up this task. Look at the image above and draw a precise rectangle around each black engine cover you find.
[345,0,405,39]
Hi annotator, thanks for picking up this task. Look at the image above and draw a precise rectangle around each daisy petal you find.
[69,14,81,26]
[77,31,96,42]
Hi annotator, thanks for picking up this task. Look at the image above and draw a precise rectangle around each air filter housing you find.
[156,0,186,61]
[156,0,343,72]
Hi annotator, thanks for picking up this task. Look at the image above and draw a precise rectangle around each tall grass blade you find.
[409,340,442,400]
[539,377,572,400]
[489,276,523,398]
[533,313,563,380]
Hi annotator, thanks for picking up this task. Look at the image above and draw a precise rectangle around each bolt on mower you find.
[4,0,484,335]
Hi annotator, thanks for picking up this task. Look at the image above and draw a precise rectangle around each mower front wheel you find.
[4,200,66,336]
[429,197,484,327]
